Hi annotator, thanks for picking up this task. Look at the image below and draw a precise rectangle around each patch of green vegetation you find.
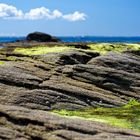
[6,56,17,61]
[14,46,73,55]
[88,43,140,54]
[13,43,140,55]
[53,100,140,131]
[0,61,5,65]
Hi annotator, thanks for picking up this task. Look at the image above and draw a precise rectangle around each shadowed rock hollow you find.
[0,44,140,139]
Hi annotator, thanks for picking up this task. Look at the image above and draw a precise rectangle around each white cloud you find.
[52,10,63,19]
[24,7,51,20]
[63,11,87,21]
[24,7,63,20]
[0,3,87,21]
[0,3,23,19]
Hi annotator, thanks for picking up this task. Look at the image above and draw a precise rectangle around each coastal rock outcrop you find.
[0,104,139,140]
[0,49,139,110]
[26,32,60,42]
[0,45,140,139]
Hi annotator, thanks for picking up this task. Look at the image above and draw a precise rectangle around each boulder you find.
[26,32,60,42]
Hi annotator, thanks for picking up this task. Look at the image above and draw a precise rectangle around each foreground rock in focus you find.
[0,49,139,110]
[0,46,140,139]
[0,104,140,140]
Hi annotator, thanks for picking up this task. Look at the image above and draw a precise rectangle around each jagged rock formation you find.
[0,47,140,139]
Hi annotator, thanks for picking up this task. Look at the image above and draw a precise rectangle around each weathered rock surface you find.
[0,104,140,140]
[26,32,60,42]
[0,49,140,110]
[0,47,140,139]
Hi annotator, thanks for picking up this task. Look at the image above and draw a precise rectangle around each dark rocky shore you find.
[0,33,140,139]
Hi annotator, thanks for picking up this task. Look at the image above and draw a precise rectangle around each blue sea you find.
[0,36,140,43]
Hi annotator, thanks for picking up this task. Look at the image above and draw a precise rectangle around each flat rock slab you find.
[0,104,140,140]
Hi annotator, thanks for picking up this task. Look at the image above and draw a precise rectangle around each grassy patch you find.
[0,61,5,65]
[88,43,140,54]
[53,100,140,131]
[14,46,73,55]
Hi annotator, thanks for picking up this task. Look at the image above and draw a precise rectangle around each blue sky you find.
[0,0,140,36]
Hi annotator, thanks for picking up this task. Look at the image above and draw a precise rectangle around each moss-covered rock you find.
[53,100,140,131]
[0,61,5,65]
[0,43,140,139]
[88,43,140,54]
[0,104,140,140]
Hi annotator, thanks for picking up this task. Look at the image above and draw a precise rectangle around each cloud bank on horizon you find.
[0,3,87,21]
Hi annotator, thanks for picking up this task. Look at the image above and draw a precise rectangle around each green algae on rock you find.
[0,43,140,139]
[0,61,5,65]
[13,43,140,56]
[88,43,140,54]
[53,100,140,131]
[14,45,73,55]
[0,104,140,140]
